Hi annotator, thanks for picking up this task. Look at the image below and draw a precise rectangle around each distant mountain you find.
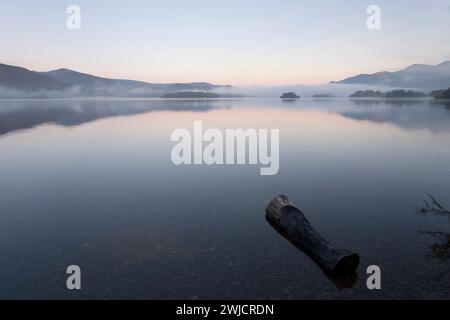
[40,68,150,89]
[39,68,230,94]
[0,63,67,91]
[0,63,231,97]
[331,61,450,89]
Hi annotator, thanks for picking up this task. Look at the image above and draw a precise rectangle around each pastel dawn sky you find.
[1,0,449,85]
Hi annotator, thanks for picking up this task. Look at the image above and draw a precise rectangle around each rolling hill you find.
[331,61,450,89]
[0,63,231,97]
[0,63,68,91]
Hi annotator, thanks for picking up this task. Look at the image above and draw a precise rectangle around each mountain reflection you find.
[1,99,450,137]
[0,99,226,136]
[340,99,450,133]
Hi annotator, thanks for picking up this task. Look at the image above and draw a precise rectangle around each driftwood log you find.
[266,195,359,275]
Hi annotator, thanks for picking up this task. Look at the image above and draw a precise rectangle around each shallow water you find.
[0,98,449,299]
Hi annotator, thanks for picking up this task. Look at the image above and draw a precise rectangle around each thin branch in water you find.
[417,193,450,279]
[426,193,445,210]
[417,194,450,216]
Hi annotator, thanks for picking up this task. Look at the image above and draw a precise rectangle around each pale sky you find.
[0,0,449,85]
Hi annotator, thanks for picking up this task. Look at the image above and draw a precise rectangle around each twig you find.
[418,194,450,216]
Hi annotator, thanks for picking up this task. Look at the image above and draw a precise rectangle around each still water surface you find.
[0,98,449,299]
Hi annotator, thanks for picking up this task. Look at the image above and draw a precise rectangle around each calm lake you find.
[0,98,449,299]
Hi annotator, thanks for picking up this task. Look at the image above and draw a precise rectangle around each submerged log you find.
[266,195,359,275]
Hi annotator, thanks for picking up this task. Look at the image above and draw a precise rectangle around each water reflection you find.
[1,98,449,298]
[339,99,450,133]
[1,99,450,137]
[0,99,228,136]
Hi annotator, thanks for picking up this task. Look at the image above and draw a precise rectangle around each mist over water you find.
[1,82,426,99]
[217,83,398,98]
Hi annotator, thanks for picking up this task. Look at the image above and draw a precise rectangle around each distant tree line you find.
[349,88,450,99]
[431,88,450,99]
